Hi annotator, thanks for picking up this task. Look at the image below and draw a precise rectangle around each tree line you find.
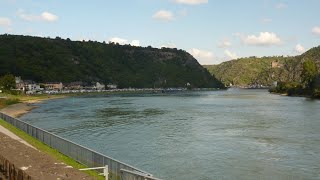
[0,34,224,89]
[269,59,320,98]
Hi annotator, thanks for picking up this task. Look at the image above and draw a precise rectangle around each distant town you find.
[13,76,188,94]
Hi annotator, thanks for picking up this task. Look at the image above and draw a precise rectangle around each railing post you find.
[103,165,108,180]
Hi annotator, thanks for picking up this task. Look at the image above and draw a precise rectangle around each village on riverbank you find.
[1,75,191,95]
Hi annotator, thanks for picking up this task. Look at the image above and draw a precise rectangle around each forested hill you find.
[0,34,224,88]
[204,46,320,86]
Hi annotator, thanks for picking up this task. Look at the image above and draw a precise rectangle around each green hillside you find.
[0,34,224,88]
[204,46,320,86]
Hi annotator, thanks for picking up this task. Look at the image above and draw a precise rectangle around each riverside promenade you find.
[0,126,94,179]
[0,103,95,179]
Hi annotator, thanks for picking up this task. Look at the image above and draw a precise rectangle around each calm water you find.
[21,89,320,180]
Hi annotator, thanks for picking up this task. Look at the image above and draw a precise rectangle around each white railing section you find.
[80,166,109,180]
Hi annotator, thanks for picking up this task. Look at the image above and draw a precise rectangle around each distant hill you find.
[0,34,224,88]
[204,46,320,86]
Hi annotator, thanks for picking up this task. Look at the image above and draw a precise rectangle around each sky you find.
[0,0,320,65]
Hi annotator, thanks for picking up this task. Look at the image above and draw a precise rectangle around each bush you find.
[269,82,304,96]
[0,98,20,109]
[312,88,320,98]
[2,89,22,95]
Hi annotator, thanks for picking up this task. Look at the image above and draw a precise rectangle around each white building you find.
[107,84,117,89]
[27,84,41,91]
[96,82,105,90]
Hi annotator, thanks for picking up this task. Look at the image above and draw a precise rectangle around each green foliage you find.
[301,59,318,89]
[204,46,320,87]
[3,98,20,105]
[269,82,304,96]
[204,57,280,86]
[313,88,320,98]
[0,98,20,109]
[0,34,224,88]
[0,74,15,90]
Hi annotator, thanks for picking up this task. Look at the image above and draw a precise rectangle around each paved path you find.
[0,124,35,149]
[0,131,94,179]
[0,103,37,149]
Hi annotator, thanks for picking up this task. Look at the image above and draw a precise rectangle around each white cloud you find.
[152,10,174,22]
[312,26,320,36]
[161,43,177,48]
[275,3,287,9]
[261,18,272,23]
[110,37,140,46]
[188,48,215,64]
[242,32,282,46]
[0,17,11,26]
[110,37,128,45]
[294,44,305,54]
[130,40,140,46]
[173,0,208,5]
[17,9,58,22]
[218,39,232,48]
[188,48,213,59]
[41,12,58,22]
[224,49,238,60]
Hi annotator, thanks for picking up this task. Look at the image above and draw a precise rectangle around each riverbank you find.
[269,89,320,99]
[268,81,320,99]
[0,94,67,118]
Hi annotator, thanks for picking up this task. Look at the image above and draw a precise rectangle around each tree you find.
[0,74,16,90]
[301,59,318,89]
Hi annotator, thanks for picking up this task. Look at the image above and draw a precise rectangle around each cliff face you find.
[0,34,224,88]
[204,46,320,86]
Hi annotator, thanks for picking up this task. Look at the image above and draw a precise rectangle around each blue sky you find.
[0,0,320,64]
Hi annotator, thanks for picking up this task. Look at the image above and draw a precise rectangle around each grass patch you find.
[0,98,20,109]
[0,118,105,180]
[0,93,66,103]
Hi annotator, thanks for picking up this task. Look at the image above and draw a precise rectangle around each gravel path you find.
[0,131,94,180]
[0,102,95,179]
[0,103,38,149]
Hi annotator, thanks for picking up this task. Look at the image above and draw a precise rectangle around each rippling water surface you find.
[21,89,320,179]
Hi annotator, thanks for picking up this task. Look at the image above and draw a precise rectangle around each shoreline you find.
[0,95,66,118]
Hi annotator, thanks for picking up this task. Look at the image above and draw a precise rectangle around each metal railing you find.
[0,112,158,180]
[120,169,161,180]
[80,166,109,180]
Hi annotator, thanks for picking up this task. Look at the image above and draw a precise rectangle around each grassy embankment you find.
[0,119,106,179]
[0,93,106,179]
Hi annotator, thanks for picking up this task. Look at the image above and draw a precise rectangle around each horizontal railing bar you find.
[120,169,161,180]
[80,167,106,171]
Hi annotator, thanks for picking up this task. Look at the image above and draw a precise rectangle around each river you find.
[21,89,320,179]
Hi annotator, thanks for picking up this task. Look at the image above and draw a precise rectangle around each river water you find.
[21,89,320,179]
